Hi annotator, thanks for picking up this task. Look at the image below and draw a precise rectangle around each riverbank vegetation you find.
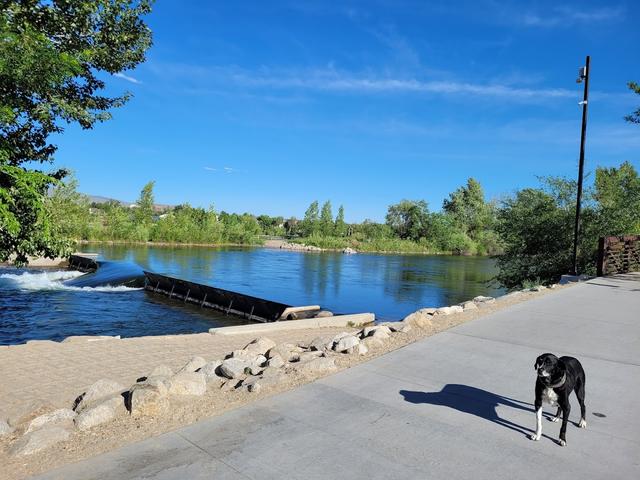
[46,176,502,256]
[46,160,640,288]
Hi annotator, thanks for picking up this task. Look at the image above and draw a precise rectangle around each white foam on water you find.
[0,270,141,292]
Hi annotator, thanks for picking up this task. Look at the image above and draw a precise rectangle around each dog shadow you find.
[400,384,546,438]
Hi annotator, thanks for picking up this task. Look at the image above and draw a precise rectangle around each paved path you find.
[36,275,640,480]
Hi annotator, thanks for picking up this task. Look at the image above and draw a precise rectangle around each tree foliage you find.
[319,201,333,236]
[334,205,347,237]
[495,162,640,288]
[443,178,492,238]
[385,200,430,240]
[0,0,153,264]
[625,81,640,124]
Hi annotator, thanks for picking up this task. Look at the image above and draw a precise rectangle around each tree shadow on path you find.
[400,384,541,438]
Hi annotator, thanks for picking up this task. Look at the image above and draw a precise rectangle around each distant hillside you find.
[86,194,172,213]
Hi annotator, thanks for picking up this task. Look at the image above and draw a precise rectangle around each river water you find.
[0,244,504,344]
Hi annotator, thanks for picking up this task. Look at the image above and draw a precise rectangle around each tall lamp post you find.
[571,55,590,276]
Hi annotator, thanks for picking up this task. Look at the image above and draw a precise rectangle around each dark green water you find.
[0,245,504,344]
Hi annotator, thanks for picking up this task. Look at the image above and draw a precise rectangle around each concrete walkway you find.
[36,275,640,480]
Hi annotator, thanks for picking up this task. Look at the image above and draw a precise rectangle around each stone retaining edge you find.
[209,313,375,336]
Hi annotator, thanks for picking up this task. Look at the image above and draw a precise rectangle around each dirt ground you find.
[0,285,570,480]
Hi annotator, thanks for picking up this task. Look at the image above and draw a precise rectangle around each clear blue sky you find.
[52,0,640,222]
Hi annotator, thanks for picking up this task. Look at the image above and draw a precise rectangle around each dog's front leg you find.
[550,406,561,422]
[558,400,570,446]
[529,401,542,441]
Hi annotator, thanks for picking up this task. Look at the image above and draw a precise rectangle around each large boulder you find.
[294,357,337,376]
[460,301,478,311]
[297,351,325,363]
[73,379,125,413]
[371,329,390,341]
[9,426,70,456]
[242,371,286,393]
[243,337,276,356]
[334,335,360,353]
[267,343,302,362]
[177,356,207,374]
[266,354,285,368]
[167,372,207,396]
[362,325,392,337]
[74,395,125,430]
[380,322,411,333]
[26,409,76,434]
[219,357,249,379]
[435,305,463,315]
[473,295,496,304]
[315,310,334,318]
[332,331,352,342]
[198,360,223,379]
[403,309,434,328]
[129,383,169,416]
[309,335,335,352]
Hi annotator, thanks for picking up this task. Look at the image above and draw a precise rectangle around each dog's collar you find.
[546,372,566,388]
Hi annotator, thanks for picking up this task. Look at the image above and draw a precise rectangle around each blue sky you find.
[53,0,639,222]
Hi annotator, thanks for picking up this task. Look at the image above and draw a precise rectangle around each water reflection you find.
[89,244,504,321]
[0,245,506,343]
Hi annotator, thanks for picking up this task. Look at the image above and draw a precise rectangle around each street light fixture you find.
[571,56,590,275]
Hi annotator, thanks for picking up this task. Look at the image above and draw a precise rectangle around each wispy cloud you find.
[517,5,624,27]
[203,166,246,174]
[229,68,577,100]
[155,63,578,102]
[114,72,142,84]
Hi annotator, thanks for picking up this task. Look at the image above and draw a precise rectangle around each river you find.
[0,244,505,344]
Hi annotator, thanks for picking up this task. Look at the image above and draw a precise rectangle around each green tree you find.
[594,161,640,233]
[385,200,429,241]
[443,178,491,238]
[0,0,153,264]
[625,81,640,124]
[302,200,319,236]
[495,188,576,288]
[334,205,347,237]
[102,200,133,241]
[135,181,155,223]
[46,174,92,240]
[320,200,333,236]
[495,164,640,288]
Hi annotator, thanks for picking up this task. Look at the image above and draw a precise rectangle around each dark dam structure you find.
[64,255,321,322]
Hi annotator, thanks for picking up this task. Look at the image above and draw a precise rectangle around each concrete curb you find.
[209,313,375,336]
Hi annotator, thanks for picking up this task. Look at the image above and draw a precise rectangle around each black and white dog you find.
[530,353,586,446]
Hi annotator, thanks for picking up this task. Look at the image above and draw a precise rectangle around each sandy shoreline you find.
[0,285,571,480]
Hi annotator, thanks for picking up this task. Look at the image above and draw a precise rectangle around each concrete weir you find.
[143,271,322,322]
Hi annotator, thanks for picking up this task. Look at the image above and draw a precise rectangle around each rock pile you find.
[280,242,323,252]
